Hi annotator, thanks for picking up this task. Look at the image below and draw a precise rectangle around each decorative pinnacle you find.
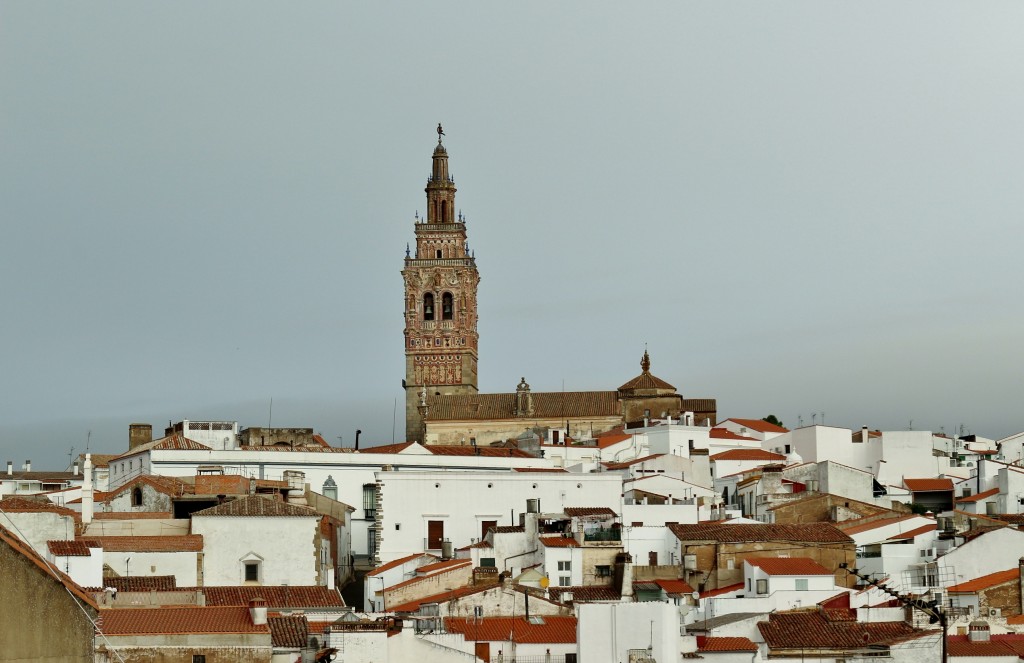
[641,348,651,373]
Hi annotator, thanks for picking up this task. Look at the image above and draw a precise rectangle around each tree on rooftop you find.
[762,414,784,428]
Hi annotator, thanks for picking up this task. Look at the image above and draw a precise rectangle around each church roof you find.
[427,391,620,422]
[617,351,676,393]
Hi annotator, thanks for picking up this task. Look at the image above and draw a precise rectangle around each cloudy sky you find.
[2,3,1022,469]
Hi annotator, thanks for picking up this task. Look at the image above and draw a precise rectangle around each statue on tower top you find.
[437,123,445,142]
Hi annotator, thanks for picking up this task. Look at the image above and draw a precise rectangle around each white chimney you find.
[82,454,94,525]
[249,598,268,626]
[969,620,990,643]
[24,459,31,472]
[6,461,11,476]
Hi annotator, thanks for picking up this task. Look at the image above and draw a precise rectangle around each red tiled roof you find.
[492,525,525,534]
[425,445,534,458]
[947,568,1020,593]
[201,585,344,608]
[654,578,695,595]
[269,615,308,648]
[112,434,211,460]
[87,535,203,552]
[723,418,789,434]
[603,454,665,470]
[366,553,437,577]
[563,507,617,517]
[709,429,760,441]
[838,515,918,535]
[699,637,759,652]
[596,433,633,449]
[47,540,97,556]
[416,559,471,574]
[104,475,194,501]
[547,585,621,602]
[710,449,787,461]
[0,496,79,518]
[192,495,317,517]
[886,524,937,540]
[758,610,917,650]
[903,478,954,492]
[93,511,175,520]
[444,616,577,644]
[956,487,999,503]
[387,584,490,613]
[98,606,269,635]
[87,576,178,592]
[946,635,1024,657]
[746,557,832,576]
[700,582,744,598]
[669,523,853,544]
[540,536,579,548]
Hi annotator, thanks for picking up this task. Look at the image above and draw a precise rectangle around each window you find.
[362,484,376,519]
[244,561,260,583]
[423,293,435,321]
[559,576,571,586]
[131,487,143,507]
[756,579,768,595]
[192,656,206,663]
[442,292,453,320]
[436,249,442,259]
[480,558,496,568]
[558,561,571,571]
[596,565,611,577]
[795,579,808,591]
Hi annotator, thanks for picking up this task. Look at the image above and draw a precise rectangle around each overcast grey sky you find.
[2,3,1022,468]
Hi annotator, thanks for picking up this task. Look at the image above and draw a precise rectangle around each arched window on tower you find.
[442,292,453,320]
[423,293,435,321]
[441,200,448,223]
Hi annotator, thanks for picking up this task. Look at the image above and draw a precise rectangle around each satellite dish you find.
[691,590,701,600]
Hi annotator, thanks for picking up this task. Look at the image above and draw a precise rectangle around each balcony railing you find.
[584,529,621,543]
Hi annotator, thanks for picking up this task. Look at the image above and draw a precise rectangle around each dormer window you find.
[442,293,453,320]
[423,293,435,321]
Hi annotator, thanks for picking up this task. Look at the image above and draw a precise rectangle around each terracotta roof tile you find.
[445,616,577,644]
[709,429,760,441]
[47,540,97,556]
[886,524,937,540]
[387,584,490,613]
[540,536,580,548]
[723,418,789,433]
[269,615,308,649]
[669,523,853,544]
[710,449,787,461]
[87,575,178,592]
[947,568,1020,593]
[366,553,437,577]
[758,610,918,650]
[547,585,621,602]
[97,606,269,635]
[700,582,744,598]
[93,511,175,520]
[596,433,633,449]
[956,487,1000,503]
[602,454,665,470]
[746,557,833,576]
[192,495,317,518]
[0,496,79,519]
[563,507,617,518]
[424,445,534,458]
[699,637,760,652]
[903,478,954,492]
[428,391,621,422]
[618,370,676,392]
[838,515,918,535]
[112,434,211,460]
[492,525,525,534]
[654,578,695,594]
[946,635,1024,657]
[87,535,203,552]
[201,586,345,608]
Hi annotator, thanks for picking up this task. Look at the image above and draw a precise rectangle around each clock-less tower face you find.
[402,136,480,442]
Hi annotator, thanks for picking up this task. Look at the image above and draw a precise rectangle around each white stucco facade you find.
[191,513,321,586]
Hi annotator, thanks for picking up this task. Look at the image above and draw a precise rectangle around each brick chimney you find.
[129,423,152,450]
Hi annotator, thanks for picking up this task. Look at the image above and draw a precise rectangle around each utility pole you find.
[839,563,946,663]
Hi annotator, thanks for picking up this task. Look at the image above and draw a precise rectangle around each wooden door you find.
[428,520,444,549]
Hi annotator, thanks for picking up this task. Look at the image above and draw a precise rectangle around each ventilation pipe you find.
[355,429,362,451]
[6,461,11,476]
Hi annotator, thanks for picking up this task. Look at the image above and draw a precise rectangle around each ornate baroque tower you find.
[402,128,480,441]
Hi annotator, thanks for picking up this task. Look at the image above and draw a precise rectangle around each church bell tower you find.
[402,126,480,441]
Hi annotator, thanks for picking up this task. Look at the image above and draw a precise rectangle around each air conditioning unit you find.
[989,608,1001,618]
[757,495,769,504]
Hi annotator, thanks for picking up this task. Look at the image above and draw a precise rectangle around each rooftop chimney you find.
[968,620,990,643]
[129,423,153,450]
[82,454,94,526]
[6,461,11,476]
[249,598,268,626]
[24,460,31,473]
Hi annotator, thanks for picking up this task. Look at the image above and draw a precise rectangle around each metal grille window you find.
[363,484,376,519]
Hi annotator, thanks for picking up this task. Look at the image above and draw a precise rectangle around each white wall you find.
[50,545,104,588]
[578,601,682,663]
[191,514,320,586]
[0,510,75,558]
[936,528,1024,587]
[374,471,622,563]
[101,550,199,586]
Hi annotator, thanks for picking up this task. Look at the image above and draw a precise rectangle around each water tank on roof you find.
[684,554,698,571]
[441,540,454,560]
